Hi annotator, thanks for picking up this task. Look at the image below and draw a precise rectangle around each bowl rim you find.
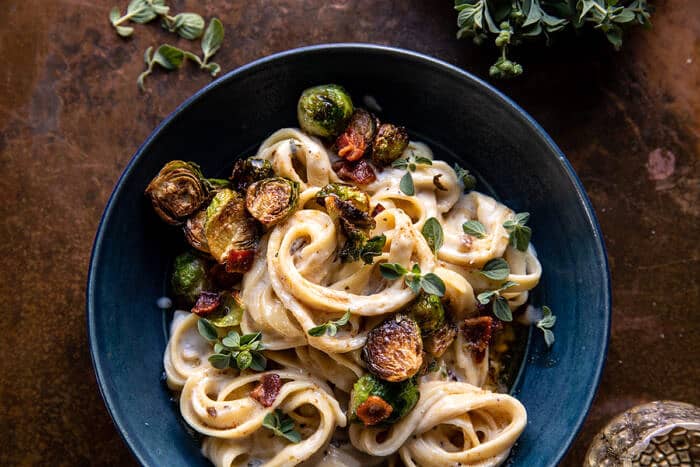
[87,42,611,466]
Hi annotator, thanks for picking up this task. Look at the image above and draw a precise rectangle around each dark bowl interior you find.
[87,44,610,466]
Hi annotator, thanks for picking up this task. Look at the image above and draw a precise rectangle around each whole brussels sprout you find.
[297,84,353,138]
[362,314,423,382]
[349,374,419,426]
[204,188,260,273]
[423,322,457,358]
[371,123,409,166]
[230,158,275,193]
[245,177,299,227]
[145,160,209,225]
[171,251,211,306]
[335,108,378,161]
[407,293,446,336]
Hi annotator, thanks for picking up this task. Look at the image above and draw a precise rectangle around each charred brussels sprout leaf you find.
[407,293,446,336]
[362,314,423,382]
[204,188,260,273]
[317,183,371,213]
[335,108,378,161]
[208,291,245,328]
[297,84,353,138]
[349,374,419,426]
[245,177,299,227]
[183,208,210,253]
[230,158,275,193]
[145,160,209,225]
[423,322,457,358]
[371,124,409,166]
[171,251,211,306]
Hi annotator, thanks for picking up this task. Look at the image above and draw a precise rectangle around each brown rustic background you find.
[1,0,698,465]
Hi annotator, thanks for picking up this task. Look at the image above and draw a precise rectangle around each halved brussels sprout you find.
[371,124,409,166]
[317,184,376,263]
[349,374,419,426]
[297,84,353,138]
[245,177,300,227]
[407,293,446,336]
[208,291,245,328]
[423,322,457,358]
[145,160,209,225]
[183,209,209,253]
[171,251,211,306]
[335,109,378,161]
[230,158,275,193]
[362,314,423,382]
[205,188,260,273]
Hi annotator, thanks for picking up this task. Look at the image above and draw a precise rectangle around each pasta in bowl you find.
[152,85,544,466]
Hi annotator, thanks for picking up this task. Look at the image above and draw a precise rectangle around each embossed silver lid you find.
[584,400,700,466]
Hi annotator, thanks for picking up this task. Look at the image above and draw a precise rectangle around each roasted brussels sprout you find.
[297,84,353,138]
[208,291,245,327]
[145,160,209,225]
[370,124,409,166]
[335,109,378,161]
[171,251,211,306]
[423,322,457,358]
[183,209,209,253]
[245,177,300,227]
[407,293,446,336]
[362,314,423,382]
[230,158,275,193]
[349,374,419,426]
[317,184,377,263]
[204,188,260,273]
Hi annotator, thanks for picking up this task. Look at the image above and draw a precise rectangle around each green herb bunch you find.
[197,319,267,371]
[110,0,205,39]
[380,263,446,297]
[455,0,652,78]
[138,18,224,91]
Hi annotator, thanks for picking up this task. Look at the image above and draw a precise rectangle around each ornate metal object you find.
[585,400,700,466]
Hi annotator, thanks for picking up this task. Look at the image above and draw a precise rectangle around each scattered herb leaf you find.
[453,163,477,191]
[503,212,532,252]
[478,258,510,281]
[399,171,414,196]
[462,219,487,238]
[380,263,446,297]
[492,296,513,321]
[308,310,352,337]
[421,217,444,255]
[536,305,556,347]
[262,409,302,443]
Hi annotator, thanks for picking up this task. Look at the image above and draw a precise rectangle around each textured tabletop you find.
[0,0,698,465]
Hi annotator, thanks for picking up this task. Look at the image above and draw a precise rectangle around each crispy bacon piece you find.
[332,159,377,185]
[371,203,385,217]
[224,249,256,273]
[336,128,367,161]
[356,395,393,426]
[192,291,221,317]
[250,373,282,407]
[209,263,241,290]
[462,316,501,363]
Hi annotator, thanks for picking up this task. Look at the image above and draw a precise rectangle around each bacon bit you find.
[433,174,448,191]
[206,407,218,418]
[250,373,281,407]
[357,395,393,426]
[462,316,501,363]
[332,159,377,185]
[224,249,256,273]
[371,203,385,217]
[336,128,367,161]
[191,291,221,316]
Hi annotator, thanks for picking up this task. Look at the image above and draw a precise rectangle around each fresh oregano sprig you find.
[110,0,169,37]
[197,319,267,371]
[503,212,532,252]
[137,18,223,91]
[536,305,556,347]
[380,263,446,297]
[262,409,302,443]
[421,217,444,255]
[307,310,351,337]
[392,151,433,196]
[453,163,477,191]
[476,280,518,321]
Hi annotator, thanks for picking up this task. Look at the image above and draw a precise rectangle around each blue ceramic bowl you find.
[87,44,610,466]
